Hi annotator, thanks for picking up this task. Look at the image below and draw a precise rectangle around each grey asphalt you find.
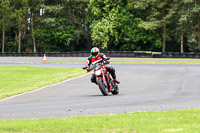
[0,57,200,119]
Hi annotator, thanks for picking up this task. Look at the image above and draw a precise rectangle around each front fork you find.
[96,74,107,85]
[98,75,114,92]
[96,73,109,91]
[107,73,115,92]
[96,70,114,92]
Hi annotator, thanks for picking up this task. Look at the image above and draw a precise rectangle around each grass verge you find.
[0,66,85,100]
[0,109,200,133]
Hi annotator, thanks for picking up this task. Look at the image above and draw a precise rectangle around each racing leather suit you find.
[85,53,117,84]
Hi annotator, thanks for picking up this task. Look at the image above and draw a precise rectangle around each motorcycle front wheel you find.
[111,83,119,95]
[98,79,109,96]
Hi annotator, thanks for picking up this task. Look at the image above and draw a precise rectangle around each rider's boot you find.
[91,74,97,85]
[114,78,120,84]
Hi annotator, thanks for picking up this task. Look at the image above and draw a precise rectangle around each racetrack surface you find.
[0,57,200,119]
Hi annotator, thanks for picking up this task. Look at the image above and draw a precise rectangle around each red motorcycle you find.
[83,59,119,96]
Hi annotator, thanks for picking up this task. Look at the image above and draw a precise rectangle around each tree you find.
[89,0,161,51]
[134,0,175,52]
[64,0,91,51]
[183,0,200,52]
[88,0,123,49]
[13,0,29,53]
[0,0,13,53]
[90,7,119,49]
[1,0,200,53]
[28,0,43,52]
[34,3,76,52]
[122,0,162,51]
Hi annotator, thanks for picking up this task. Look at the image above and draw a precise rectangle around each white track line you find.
[0,61,40,64]
[0,73,90,102]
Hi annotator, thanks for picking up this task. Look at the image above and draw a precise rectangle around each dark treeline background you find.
[0,0,200,53]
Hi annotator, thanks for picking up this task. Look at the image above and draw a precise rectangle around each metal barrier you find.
[0,51,200,58]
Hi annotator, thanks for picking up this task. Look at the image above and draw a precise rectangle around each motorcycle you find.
[82,59,119,96]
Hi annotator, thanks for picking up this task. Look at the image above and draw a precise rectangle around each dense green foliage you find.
[0,0,200,53]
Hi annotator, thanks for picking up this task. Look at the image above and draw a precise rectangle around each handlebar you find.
[82,58,110,71]
[82,66,92,72]
[82,66,87,70]
[105,57,110,60]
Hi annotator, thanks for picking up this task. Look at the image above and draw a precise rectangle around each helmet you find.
[91,47,99,58]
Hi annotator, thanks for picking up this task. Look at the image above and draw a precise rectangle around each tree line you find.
[0,0,200,53]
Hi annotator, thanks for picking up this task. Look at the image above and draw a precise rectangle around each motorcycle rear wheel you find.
[98,79,109,96]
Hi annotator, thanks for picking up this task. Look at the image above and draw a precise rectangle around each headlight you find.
[95,70,101,76]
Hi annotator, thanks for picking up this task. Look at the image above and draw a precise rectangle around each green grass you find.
[0,66,86,100]
[0,109,200,133]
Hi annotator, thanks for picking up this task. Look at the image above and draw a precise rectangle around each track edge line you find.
[0,73,90,102]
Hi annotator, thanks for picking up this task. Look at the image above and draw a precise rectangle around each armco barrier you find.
[0,51,200,58]
[161,52,200,58]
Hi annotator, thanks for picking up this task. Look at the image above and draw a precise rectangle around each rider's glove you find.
[87,68,91,72]
[104,60,110,64]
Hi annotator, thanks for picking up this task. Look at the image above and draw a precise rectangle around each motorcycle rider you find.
[85,47,120,84]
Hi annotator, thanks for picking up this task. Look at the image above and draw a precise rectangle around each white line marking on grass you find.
[0,73,90,102]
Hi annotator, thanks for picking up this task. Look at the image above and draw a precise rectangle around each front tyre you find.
[98,79,108,96]
[111,83,119,95]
